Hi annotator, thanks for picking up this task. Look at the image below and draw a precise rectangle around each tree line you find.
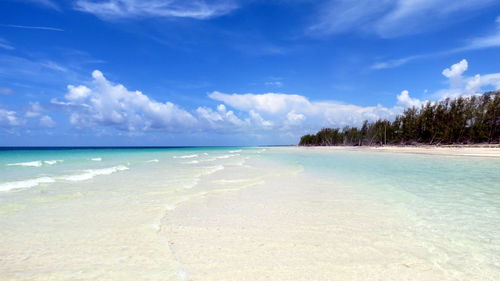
[299,91,500,146]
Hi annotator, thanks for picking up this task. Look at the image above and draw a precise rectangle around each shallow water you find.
[0,147,498,280]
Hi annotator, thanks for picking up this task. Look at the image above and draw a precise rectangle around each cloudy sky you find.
[1,0,500,146]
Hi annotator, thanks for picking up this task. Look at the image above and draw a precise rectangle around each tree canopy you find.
[299,91,500,146]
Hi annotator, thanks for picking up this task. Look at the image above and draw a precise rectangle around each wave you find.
[44,160,63,165]
[229,150,242,153]
[202,165,225,176]
[90,158,102,161]
[146,159,159,163]
[182,178,200,189]
[186,160,199,164]
[59,165,129,182]
[173,154,198,159]
[6,161,43,167]
[0,177,55,192]
[216,154,239,159]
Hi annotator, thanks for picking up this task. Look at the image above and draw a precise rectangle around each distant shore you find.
[298,144,500,158]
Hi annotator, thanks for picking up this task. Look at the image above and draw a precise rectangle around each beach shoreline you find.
[294,144,500,157]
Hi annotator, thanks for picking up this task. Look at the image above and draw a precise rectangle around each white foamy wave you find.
[146,159,159,163]
[6,161,43,167]
[0,177,55,192]
[90,158,102,161]
[173,154,198,159]
[216,154,239,159]
[203,153,209,155]
[229,150,242,153]
[182,178,200,189]
[44,160,63,165]
[202,165,225,175]
[186,160,199,164]
[59,165,129,182]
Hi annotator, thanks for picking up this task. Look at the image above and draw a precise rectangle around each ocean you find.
[0,147,498,280]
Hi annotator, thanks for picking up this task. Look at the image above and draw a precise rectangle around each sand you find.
[161,146,500,281]
[304,145,500,158]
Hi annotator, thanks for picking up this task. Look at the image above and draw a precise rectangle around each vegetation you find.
[299,91,500,146]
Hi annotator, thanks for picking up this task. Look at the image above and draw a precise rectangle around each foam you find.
[216,154,239,159]
[44,160,63,165]
[186,160,199,164]
[59,165,129,182]
[0,177,55,192]
[146,159,159,163]
[229,150,242,153]
[173,154,198,159]
[182,179,200,189]
[90,158,102,161]
[202,165,225,175]
[6,161,43,167]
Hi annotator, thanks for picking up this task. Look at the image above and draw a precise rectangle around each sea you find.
[0,147,498,280]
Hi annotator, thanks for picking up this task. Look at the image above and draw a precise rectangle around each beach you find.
[0,147,499,280]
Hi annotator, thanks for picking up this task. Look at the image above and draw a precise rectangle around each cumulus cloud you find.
[209,91,310,114]
[25,102,44,118]
[397,90,425,108]
[39,115,56,128]
[53,70,197,131]
[75,0,238,20]
[195,104,246,130]
[37,60,498,138]
[0,109,23,127]
[208,90,403,131]
[437,59,500,98]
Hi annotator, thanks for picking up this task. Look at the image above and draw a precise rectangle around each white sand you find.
[163,167,485,280]
[304,145,500,158]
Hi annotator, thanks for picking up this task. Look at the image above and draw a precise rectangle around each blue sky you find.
[1,0,500,146]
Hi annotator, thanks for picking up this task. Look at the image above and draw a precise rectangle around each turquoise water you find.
[0,147,499,280]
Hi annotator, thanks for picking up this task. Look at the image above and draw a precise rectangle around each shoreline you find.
[293,144,500,158]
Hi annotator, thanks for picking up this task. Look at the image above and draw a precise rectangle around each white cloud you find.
[442,59,468,85]
[265,81,283,88]
[25,102,44,118]
[397,90,425,108]
[195,104,246,130]
[464,17,500,50]
[313,0,498,38]
[372,18,500,70]
[208,90,403,131]
[0,38,14,50]
[38,60,496,138]
[26,0,60,10]
[2,24,64,32]
[40,115,56,128]
[436,59,500,98]
[209,91,310,114]
[75,0,238,20]
[54,70,197,131]
[0,109,23,127]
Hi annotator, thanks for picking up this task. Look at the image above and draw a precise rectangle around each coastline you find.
[297,144,500,158]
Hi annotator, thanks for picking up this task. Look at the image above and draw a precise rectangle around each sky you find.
[1,0,500,146]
